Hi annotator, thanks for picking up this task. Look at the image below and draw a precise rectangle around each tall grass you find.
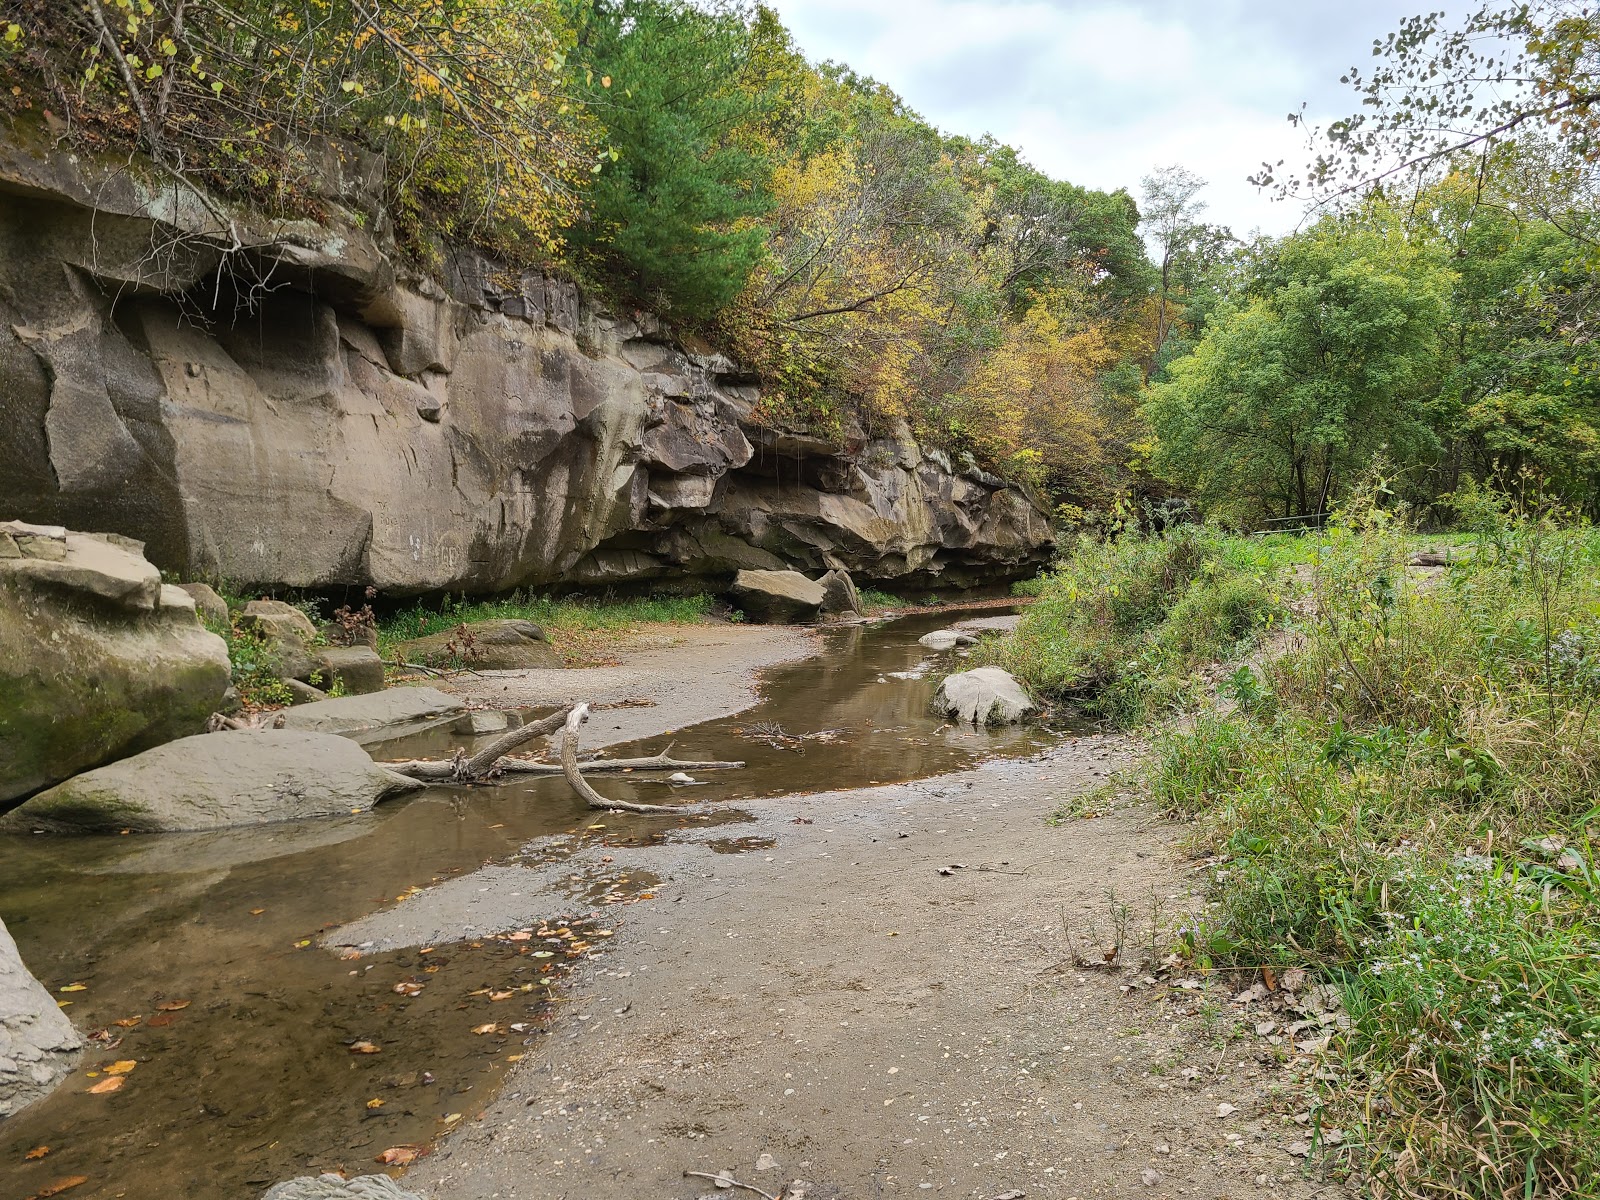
[1150,508,1600,1195]
[376,591,714,653]
[986,527,1283,724]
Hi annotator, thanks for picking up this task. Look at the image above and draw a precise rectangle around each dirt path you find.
[398,739,1346,1200]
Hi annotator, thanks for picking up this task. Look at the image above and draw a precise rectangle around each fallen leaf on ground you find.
[506,932,532,941]
[348,1041,381,1055]
[58,984,86,994]
[376,1146,420,1165]
[23,1146,49,1160]
[489,991,514,1001]
[471,1023,498,1035]
[87,1077,124,1094]
[112,1016,142,1028]
[1216,1102,1237,1118]
[249,908,265,916]
[155,1000,190,1012]
[27,1176,89,1198]
[393,982,424,997]
[104,1060,137,1075]
[145,1013,179,1028]
[366,1098,385,1110]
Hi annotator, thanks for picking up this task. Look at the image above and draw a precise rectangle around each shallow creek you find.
[0,608,1077,1199]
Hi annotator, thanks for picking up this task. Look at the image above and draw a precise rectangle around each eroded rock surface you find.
[730,569,826,623]
[0,915,81,1119]
[0,523,231,806]
[0,147,1054,596]
[0,730,423,833]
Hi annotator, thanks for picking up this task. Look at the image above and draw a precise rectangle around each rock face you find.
[0,146,1054,597]
[932,667,1035,725]
[0,523,232,807]
[1,915,82,1119]
[730,569,826,623]
[0,730,424,833]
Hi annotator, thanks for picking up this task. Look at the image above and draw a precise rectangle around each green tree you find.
[565,0,780,320]
[1144,214,1454,524]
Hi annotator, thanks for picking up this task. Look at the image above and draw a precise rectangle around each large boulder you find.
[177,581,230,626]
[310,644,386,694]
[819,568,862,616]
[276,687,467,745]
[0,525,232,806]
[237,599,318,681]
[0,730,424,834]
[729,569,825,624]
[932,667,1035,725]
[1,916,82,1118]
[918,628,979,652]
[394,619,560,670]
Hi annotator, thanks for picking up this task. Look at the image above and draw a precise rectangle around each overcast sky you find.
[764,0,1431,238]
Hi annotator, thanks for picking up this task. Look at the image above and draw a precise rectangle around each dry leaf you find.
[393,982,424,997]
[366,1098,385,1110]
[471,1023,498,1035]
[506,932,532,941]
[28,1176,89,1198]
[349,1041,381,1055]
[489,991,513,1002]
[58,984,87,994]
[249,908,265,916]
[155,1000,190,1012]
[23,1146,49,1160]
[145,1013,179,1028]
[112,1016,142,1029]
[104,1060,137,1075]
[376,1146,419,1165]
[87,1077,124,1095]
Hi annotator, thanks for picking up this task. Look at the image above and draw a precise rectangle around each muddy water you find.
[0,609,1072,1199]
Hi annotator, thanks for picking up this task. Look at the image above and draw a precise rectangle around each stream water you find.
[0,608,1076,1200]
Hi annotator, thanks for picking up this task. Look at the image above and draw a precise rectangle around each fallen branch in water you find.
[384,707,573,781]
[496,752,744,776]
[560,703,701,814]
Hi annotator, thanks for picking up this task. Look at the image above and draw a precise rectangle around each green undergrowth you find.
[375,591,715,654]
[984,526,1285,724]
[1146,507,1600,1193]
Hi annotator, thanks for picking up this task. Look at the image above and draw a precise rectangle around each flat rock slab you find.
[917,628,979,651]
[277,687,467,745]
[262,1174,426,1200]
[730,569,825,623]
[933,666,1035,725]
[0,915,82,1118]
[0,731,423,834]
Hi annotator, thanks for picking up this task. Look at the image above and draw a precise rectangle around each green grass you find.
[375,591,715,656]
[983,526,1284,725]
[859,588,911,610]
[1143,510,1600,1193]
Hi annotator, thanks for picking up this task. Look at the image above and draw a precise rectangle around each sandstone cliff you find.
[0,141,1054,595]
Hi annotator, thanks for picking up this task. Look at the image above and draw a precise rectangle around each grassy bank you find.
[376,592,716,665]
[1001,513,1600,1193]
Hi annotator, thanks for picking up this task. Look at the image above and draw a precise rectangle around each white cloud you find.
[765,0,1427,236]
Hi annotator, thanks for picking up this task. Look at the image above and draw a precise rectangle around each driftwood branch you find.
[207,711,286,731]
[560,703,699,814]
[683,1172,779,1200]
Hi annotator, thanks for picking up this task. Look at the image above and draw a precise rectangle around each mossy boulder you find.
[0,527,232,807]
[0,731,423,834]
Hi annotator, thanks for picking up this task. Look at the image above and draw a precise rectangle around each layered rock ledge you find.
[0,141,1054,596]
